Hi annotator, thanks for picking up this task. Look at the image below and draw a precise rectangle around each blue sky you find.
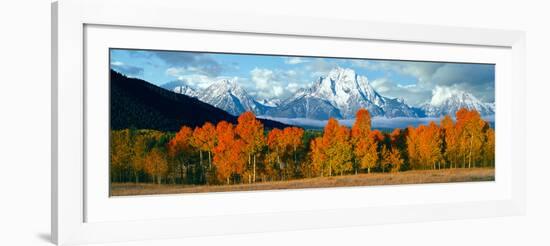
[110,48,495,106]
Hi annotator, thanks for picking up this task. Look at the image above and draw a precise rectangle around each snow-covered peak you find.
[213,79,239,91]
[161,80,200,98]
[422,86,494,116]
[199,78,259,116]
[327,67,357,82]
[268,67,418,119]
[258,98,281,107]
[430,86,478,106]
[173,85,199,98]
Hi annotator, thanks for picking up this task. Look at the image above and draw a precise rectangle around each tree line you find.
[110,108,495,185]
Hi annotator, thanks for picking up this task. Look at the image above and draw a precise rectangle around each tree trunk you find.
[368,167,370,174]
[293,146,297,169]
[199,150,204,184]
[180,163,184,184]
[253,154,256,183]
[208,151,211,169]
[199,150,203,169]
[469,135,473,168]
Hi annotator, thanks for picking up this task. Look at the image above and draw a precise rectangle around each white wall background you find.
[0,0,548,245]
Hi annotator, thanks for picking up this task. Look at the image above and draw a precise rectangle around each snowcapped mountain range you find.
[161,67,494,120]
[265,67,419,119]
[421,89,494,117]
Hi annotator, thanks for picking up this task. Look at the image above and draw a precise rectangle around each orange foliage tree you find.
[213,121,246,184]
[266,128,284,180]
[192,122,217,169]
[483,128,495,167]
[351,109,377,174]
[235,112,265,183]
[407,122,443,170]
[111,107,497,186]
[440,115,459,168]
[309,136,327,177]
[381,145,404,172]
[282,127,304,176]
[167,126,193,183]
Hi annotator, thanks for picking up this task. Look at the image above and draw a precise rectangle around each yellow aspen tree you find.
[351,108,373,174]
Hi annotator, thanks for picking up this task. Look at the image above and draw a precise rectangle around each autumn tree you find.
[322,118,338,176]
[390,128,409,170]
[309,136,327,177]
[167,126,193,183]
[440,115,459,168]
[456,108,486,168]
[192,122,217,168]
[428,121,444,169]
[191,122,217,184]
[418,122,443,169]
[266,128,284,180]
[309,119,337,177]
[131,133,151,183]
[483,127,495,167]
[282,127,304,176]
[351,109,377,174]
[312,118,354,176]
[213,121,247,184]
[110,129,135,182]
[381,145,404,172]
[406,126,420,169]
[143,148,168,184]
[236,112,265,183]
[330,125,353,175]
[407,122,443,170]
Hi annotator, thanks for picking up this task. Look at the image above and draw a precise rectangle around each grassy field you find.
[110,168,494,196]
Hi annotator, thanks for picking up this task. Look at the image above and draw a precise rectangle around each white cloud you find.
[165,66,218,77]
[250,67,306,100]
[371,78,391,93]
[370,78,431,106]
[354,60,494,104]
[429,86,461,106]
[286,83,301,93]
[165,67,184,77]
[397,84,416,89]
[110,61,124,66]
[250,68,274,90]
[175,74,215,89]
[111,61,144,76]
[285,57,308,64]
[306,58,338,78]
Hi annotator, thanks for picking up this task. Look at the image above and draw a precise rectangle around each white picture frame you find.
[52,0,526,245]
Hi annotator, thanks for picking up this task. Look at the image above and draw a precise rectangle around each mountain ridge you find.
[421,89,494,117]
[110,70,289,131]
[160,67,494,119]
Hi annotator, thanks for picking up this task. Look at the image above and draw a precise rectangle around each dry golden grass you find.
[110,168,494,196]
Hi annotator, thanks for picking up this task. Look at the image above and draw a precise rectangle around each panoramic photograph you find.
[109,48,495,196]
